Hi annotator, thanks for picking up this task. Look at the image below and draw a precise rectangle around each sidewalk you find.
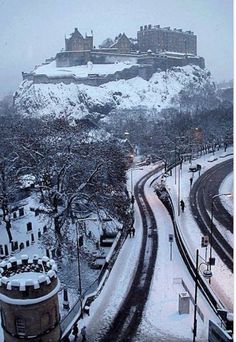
[163,147,233,311]
[69,162,220,341]
[135,172,218,341]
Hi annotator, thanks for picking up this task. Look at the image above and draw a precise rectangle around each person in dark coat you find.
[190,177,193,187]
[81,326,87,341]
[72,323,79,340]
[180,200,185,212]
[128,227,132,238]
[131,227,135,237]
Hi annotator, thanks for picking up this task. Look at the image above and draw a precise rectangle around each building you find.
[109,33,132,54]
[137,24,197,55]
[24,25,204,84]
[65,27,93,51]
[0,255,61,342]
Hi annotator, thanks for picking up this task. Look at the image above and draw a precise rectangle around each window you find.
[19,208,24,217]
[16,318,26,335]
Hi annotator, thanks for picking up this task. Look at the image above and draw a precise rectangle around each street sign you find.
[201,235,209,248]
[209,257,216,266]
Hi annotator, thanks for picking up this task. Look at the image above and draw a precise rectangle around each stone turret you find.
[0,255,61,342]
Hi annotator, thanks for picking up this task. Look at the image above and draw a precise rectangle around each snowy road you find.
[73,163,219,342]
[190,158,233,271]
[99,166,160,341]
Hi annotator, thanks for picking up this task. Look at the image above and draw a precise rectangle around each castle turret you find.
[0,255,61,342]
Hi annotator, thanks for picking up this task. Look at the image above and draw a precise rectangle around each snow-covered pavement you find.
[72,156,228,341]
[163,147,233,311]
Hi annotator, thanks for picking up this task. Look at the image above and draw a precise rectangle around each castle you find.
[55,25,202,68]
[22,24,205,86]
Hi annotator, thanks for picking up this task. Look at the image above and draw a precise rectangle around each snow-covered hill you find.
[14,65,221,120]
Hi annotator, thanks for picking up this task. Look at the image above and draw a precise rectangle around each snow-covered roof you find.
[0,255,58,292]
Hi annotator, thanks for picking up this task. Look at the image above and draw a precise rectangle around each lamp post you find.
[209,193,232,273]
[177,163,181,216]
[193,249,212,342]
[75,221,83,317]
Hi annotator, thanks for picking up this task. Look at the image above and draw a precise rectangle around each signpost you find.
[169,234,174,261]
[201,235,209,261]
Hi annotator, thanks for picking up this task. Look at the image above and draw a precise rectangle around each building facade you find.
[0,255,61,342]
[137,24,197,55]
[110,33,132,54]
[65,27,93,51]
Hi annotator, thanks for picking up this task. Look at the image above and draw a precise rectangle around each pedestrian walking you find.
[72,323,79,341]
[190,177,193,187]
[128,227,132,238]
[81,326,87,341]
[131,227,135,237]
[180,200,185,213]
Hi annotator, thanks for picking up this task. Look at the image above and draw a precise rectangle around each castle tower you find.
[0,255,61,342]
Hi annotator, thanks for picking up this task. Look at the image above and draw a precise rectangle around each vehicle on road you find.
[208,156,218,162]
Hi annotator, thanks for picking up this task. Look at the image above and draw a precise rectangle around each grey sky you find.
[0,0,233,99]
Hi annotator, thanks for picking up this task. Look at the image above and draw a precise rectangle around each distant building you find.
[137,24,197,55]
[109,33,132,54]
[23,25,205,84]
[65,27,93,51]
[0,255,60,342]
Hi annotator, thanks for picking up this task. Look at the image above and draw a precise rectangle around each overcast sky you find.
[0,0,233,99]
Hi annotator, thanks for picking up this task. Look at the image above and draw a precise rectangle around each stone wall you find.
[31,64,154,86]
[0,256,60,342]
[23,55,205,86]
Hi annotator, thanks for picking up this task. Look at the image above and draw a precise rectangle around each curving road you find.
[100,166,160,341]
[190,158,233,271]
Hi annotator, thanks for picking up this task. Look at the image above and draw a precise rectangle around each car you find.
[219,152,233,158]
[189,164,198,172]
[208,156,218,162]
[189,164,202,172]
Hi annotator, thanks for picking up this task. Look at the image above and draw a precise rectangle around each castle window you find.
[16,317,26,336]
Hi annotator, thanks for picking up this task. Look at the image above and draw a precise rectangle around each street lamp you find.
[209,193,232,274]
[75,221,83,317]
[193,249,212,342]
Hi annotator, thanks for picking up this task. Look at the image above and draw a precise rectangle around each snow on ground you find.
[72,162,220,341]
[15,65,215,119]
[136,171,218,342]
[0,148,232,341]
[219,172,233,215]
[162,147,233,311]
[34,60,138,78]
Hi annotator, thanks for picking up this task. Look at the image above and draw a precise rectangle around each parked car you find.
[208,156,218,162]
[189,164,198,172]
[189,164,202,172]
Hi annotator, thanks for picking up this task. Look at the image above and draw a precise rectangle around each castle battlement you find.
[0,255,61,341]
[0,255,59,301]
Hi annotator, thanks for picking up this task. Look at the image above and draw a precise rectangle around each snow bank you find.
[34,60,138,78]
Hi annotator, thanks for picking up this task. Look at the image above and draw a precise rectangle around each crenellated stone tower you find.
[0,255,61,342]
